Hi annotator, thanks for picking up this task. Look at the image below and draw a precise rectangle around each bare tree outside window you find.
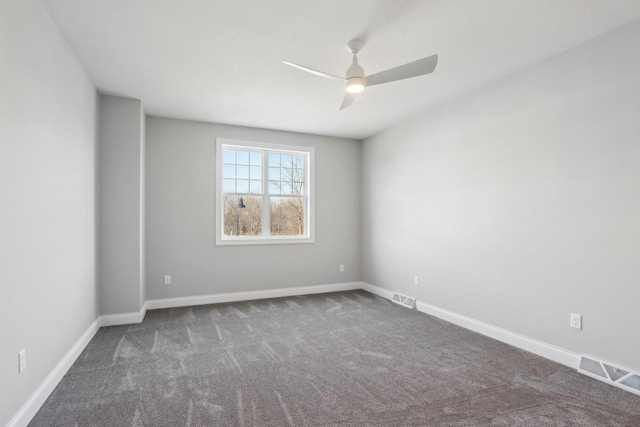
[223,195,262,236]
[270,197,303,235]
[269,154,305,236]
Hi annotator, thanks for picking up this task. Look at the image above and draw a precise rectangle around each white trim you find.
[6,318,100,427]
[416,300,579,368]
[361,282,580,369]
[217,138,313,152]
[361,282,394,300]
[98,302,147,327]
[146,282,362,310]
[215,235,315,246]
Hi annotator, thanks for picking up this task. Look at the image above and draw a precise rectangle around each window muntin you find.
[216,139,314,245]
[221,149,263,194]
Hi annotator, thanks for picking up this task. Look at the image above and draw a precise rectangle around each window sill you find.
[216,237,315,246]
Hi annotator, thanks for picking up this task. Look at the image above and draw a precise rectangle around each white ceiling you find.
[43,0,640,139]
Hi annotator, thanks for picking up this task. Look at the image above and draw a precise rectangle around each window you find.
[216,138,314,245]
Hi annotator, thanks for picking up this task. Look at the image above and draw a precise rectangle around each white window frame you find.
[215,138,315,245]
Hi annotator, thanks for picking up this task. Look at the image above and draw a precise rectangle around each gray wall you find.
[99,95,145,315]
[146,117,361,300]
[362,21,640,372]
[0,0,98,424]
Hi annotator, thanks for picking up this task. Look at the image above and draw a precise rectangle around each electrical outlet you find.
[164,275,171,285]
[18,349,26,373]
[339,264,344,273]
[414,276,419,286]
[570,313,582,330]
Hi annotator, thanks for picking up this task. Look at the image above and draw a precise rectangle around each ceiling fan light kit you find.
[283,39,438,109]
[346,77,365,93]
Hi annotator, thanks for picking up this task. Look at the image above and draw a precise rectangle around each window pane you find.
[293,155,305,168]
[292,168,305,181]
[222,150,235,164]
[292,181,304,195]
[236,179,249,193]
[223,195,262,237]
[236,165,249,179]
[223,179,235,193]
[269,153,280,167]
[250,166,262,180]
[268,167,280,181]
[223,164,235,178]
[269,181,280,194]
[281,167,294,182]
[280,182,292,195]
[249,180,262,193]
[281,155,292,168]
[270,196,304,236]
[237,151,250,165]
[250,152,262,166]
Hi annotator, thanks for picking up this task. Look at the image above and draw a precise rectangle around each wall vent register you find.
[391,293,416,309]
[578,356,640,396]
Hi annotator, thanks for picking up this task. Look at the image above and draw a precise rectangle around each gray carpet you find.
[30,290,640,426]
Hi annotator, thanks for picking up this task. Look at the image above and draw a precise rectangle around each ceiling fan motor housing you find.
[346,58,365,79]
[346,40,366,79]
[346,52,366,93]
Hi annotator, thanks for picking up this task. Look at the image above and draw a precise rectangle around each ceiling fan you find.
[283,40,438,110]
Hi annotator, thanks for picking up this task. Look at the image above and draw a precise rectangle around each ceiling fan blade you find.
[282,61,345,82]
[339,92,357,110]
[365,54,438,87]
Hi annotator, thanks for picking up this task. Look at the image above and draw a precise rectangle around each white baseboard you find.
[146,282,363,310]
[361,282,580,369]
[6,318,100,427]
[98,303,147,327]
[361,282,394,300]
[416,300,579,369]
[96,283,363,327]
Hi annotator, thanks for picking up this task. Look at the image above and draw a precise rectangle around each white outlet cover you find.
[19,349,26,373]
[570,313,582,330]
[414,276,419,286]
[339,264,344,272]
[164,275,171,285]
